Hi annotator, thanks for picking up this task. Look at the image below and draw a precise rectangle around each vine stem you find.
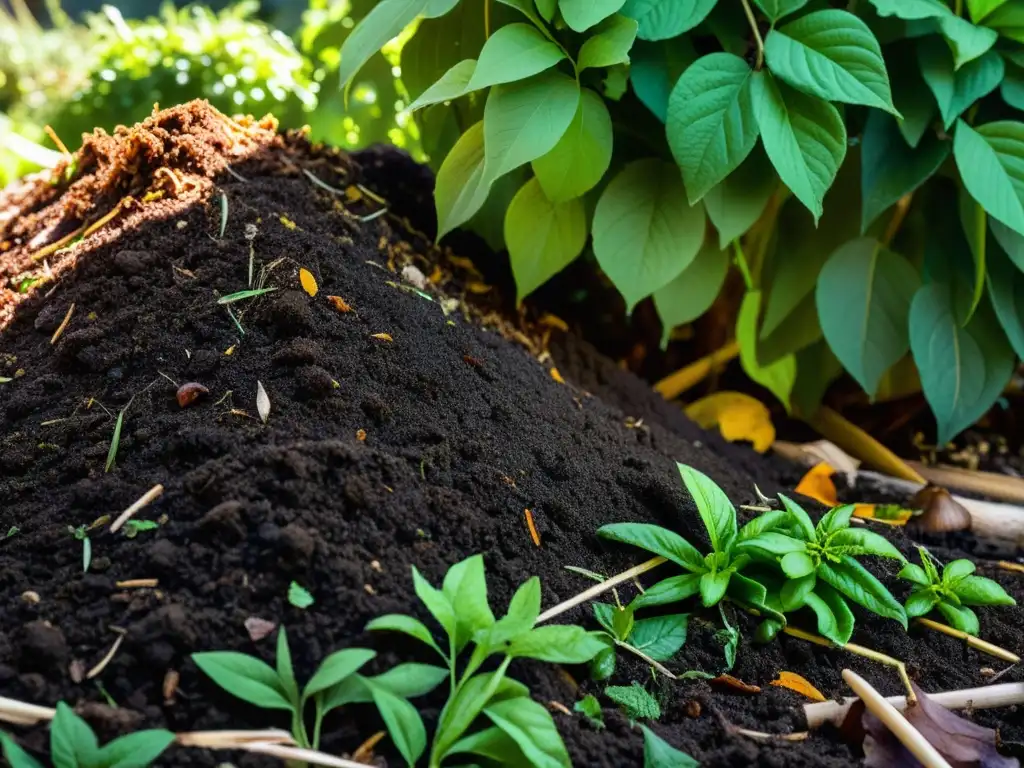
[739,0,765,70]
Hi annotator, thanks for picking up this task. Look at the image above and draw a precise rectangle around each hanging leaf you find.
[256,380,271,424]
[954,120,1024,238]
[435,122,492,240]
[468,24,565,91]
[630,38,697,122]
[917,40,1003,130]
[559,0,625,32]
[652,240,730,348]
[578,15,638,71]
[532,87,613,203]
[865,0,997,68]
[621,0,717,41]
[685,392,775,453]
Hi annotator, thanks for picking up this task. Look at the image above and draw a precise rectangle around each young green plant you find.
[589,601,689,680]
[192,626,446,753]
[899,547,1016,635]
[367,554,605,768]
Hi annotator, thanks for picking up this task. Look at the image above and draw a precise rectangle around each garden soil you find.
[1,101,1022,767]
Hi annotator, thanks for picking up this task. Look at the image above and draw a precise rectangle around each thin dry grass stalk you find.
[109,484,164,533]
[915,617,1021,663]
[174,729,293,748]
[536,556,666,624]
[0,695,56,726]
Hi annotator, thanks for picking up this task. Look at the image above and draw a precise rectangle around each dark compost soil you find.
[1,102,1022,767]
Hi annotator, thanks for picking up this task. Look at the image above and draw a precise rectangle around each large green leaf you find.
[866,0,997,68]
[641,725,700,768]
[816,238,920,398]
[597,522,705,572]
[918,40,1004,129]
[628,614,689,661]
[764,10,896,114]
[652,240,730,349]
[339,0,426,89]
[435,121,492,239]
[987,232,1024,358]
[442,554,495,652]
[367,681,428,767]
[0,733,44,768]
[954,119,1024,237]
[578,14,639,70]
[592,159,706,311]
[804,583,856,644]
[407,60,477,112]
[483,71,580,184]
[861,111,951,233]
[304,648,377,698]
[505,178,587,302]
[560,0,626,31]
[468,23,565,91]
[909,282,1015,443]
[752,70,846,222]
[630,38,697,122]
[819,556,907,627]
[532,88,612,202]
[51,703,99,768]
[666,52,758,204]
[992,217,1024,271]
[93,731,176,768]
[969,0,1009,21]
[621,0,718,40]
[985,1,1024,43]
[704,145,775,249]
[754,0,809,22]
[738,290,797,409]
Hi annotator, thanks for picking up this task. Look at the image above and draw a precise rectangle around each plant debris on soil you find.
[1,101,1022,767]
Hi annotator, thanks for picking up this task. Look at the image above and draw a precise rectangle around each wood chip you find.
[998,560,1024,574]
[356,428,367,441]
[163,669,180,702]
[712,674,762,694]
[244,617,277,642]
[116,579,159,589]
[524,508,541,547]
[351,730,385,764]
[256,380,271,423]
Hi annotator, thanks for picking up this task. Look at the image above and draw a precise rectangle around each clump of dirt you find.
[1,101,1021,767]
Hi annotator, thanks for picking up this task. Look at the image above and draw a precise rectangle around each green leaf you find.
[287,581,314,609]
[830,528,905,560]
[590,646,617,680]
[905,589,940,617]
[704,146,776,249]
[574,694,605,729]
[367,681,427,767]
[729,572,785,624]
[736,531,806,557]
[592,159,706,311]
[815,238,920,399]
[605,682,661,720]
[866,0,997,68]
[985,2,1024,44]
[560,0,625,31]
[764,10,896,114]
[0,733,44,768]
[621,0,717,40]
[737,289,797,408]
[667,53,758,204]
[532,87,613,203]
[426,0,461,15]
[959,187,988,323]
[738,510,791,541]
[953,574,1016,605]
[93,731,176,768]
[780,494,817,540]
[986,234,1024,358]
[275,627,299,705]
[339,0,425,90]
[366,614,445,658]
[1001,63,1024,111]
[505,178,586,302]
[52,703,99,768]
[819,556,907,627]
[678,463,737,553]
[898,562,931,586]
[969,0,1009,22]
[434,668,524,763]
[653,240,730,349]
[412,565,458,640]
[628,614,689,661]
[699,570,732,607]
[507,626,607,662]
[579,15,638,70]
[191,652,294,710]
[781,573,817,611]
[889,43,938,148]
[304,648,376,699]
[782,551,816,578]
[641,725,700,768]
[597,522,704,571]
[469,24,565,91]
[630,38,697,122]
[436,121,492,240]
[936,601,981,634]
[918,40,1004,130]
[752,70,846,222]
[955,120,1024,237]
[909,282,1015,443]
[485,697,571,768]
[442,554,496,652]
[942,559,977,585]
[535,0,558,21]
[483,71,580,184]
[861,111,951,233]
[631,574,702,610]
[991,216,1024,271]
[408,59,477,112]
[804,584,855,644]
[817,504,855,535]
[447,726,532,764]
[754,0,808,22]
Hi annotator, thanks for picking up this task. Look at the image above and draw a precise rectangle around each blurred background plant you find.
[0,0,420,186]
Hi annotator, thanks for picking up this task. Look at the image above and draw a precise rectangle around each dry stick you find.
[733,727,809,742]
[654,341,740,400]
[86,631,126,679]
[50,302,75,345]
[175,729,293,748]
[615,640,677,680]
[804,682,1024,729]
[109,484,164,533]
[783,626,915,701]
[841,669,952,768]
[242,741,377,768]
[536,556,666,624]
[0,696,56,726]
[914,618,1021,663]
[116,578,159,588]
[999,560,1024,574]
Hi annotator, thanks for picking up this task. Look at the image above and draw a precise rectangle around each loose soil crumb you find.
[1,101,1021,767]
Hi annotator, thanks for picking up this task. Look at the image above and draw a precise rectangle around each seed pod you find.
[176,382,209,408]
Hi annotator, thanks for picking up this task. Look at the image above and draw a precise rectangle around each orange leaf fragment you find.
[371,333,393,342]
[711,674,761,694]
[299,268,318,297]
[770,671,826,702]
[356,428,367,442]
[524,509,541,547]
[795,462,839,506]
[549,367,565,384]
[327,295,353,313]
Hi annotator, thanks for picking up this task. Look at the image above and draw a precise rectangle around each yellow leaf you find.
[371,333,393,342]
[685,391,775,453]
[299,268,318,297]
[795,463,839,507]
[770,671,826,702]
[550,367,565,384]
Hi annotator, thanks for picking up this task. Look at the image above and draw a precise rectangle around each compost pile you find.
[1,102,1021,767]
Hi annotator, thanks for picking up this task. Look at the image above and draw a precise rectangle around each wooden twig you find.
[50,303,75,345]
[998,561,1024,574]
[536,557,666,624]
[86,631,125,679]
[915,618,1020,663]
[0,696,56,726]
[841,669,952,768]
[109,484,164,533]
[733,727,809,742]
[908,461,1024,505]
[116,578,159,588]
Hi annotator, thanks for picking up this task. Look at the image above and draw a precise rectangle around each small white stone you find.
[401,264,427,290]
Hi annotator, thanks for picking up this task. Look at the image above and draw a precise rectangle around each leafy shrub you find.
[367,554,605,767]
[341,0,1024,441]
[899,546,1017,634]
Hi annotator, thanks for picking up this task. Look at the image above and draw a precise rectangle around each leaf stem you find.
[739,0,765,70]
[882,193,912,247]
[614,640,678,679]
[484,0,490,38]
[732,239,755,291]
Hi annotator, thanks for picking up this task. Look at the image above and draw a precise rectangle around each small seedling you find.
[590,601,688,680]
[899,547,1016,635]
[288,581,314,609]
[193,626,444,751]
[367,554,605,767]
[104,408,124,473]
[122,520,159,539]
[0,702,173,768]
[68,525,92,572]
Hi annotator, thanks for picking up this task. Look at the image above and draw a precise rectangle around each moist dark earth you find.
[0,102,1021,767]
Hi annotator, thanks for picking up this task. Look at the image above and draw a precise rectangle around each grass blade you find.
[105,409,124,472]
[218,288,276,305]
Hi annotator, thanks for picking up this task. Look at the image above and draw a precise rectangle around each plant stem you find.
[537,556,667,624]
[484,0,490,37]
[954,0,963,16]
[915,617,1021,663]
[739,0,765,70]
[732,239,755,291]
[882,193,912,247]
[615,640,678,679]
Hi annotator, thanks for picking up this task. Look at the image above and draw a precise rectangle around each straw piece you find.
[86,632,125,679]
[0,696,56,726]
[175,729,293,748]
[915,617,1021,663]
[536,556,666,624]
[116,578,159,588]
[110,484,164,533]
[841,669,952,768]
[244,741,377,768]
[50,302,75,345]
